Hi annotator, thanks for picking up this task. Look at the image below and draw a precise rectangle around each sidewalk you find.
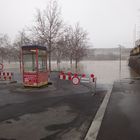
[97,78,140,140]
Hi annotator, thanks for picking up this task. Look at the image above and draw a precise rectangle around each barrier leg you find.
[90,78,97,95]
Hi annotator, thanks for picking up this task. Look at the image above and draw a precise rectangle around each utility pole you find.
[133,24,136,46]
[118,44,122,80]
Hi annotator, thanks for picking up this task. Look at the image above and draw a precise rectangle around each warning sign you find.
[72,77,80,85]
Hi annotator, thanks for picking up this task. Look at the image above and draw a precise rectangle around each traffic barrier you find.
[80,74,96,83]
[59,71,97,93]
[59,72,95,82]
[59,72,96,84]
[59,71,72,80]
[0,72,14,81]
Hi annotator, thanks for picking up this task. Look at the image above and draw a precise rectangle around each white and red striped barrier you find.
[59,72,72,80]
[59,71,97,85]
[0,72,14,81]
[59,71,97,93]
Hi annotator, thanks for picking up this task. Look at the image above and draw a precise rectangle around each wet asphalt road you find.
[97,78,140,140]
[0,72,107,140]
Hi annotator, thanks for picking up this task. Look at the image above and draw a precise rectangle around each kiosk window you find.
[38,50,47,72]
[23,52,36,72]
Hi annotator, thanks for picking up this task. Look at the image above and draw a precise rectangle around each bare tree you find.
[13,29,32,63]
[71,23,88,71]
[13,29,31,48]
[63,24,88,71]
[0,34,11,63]
[53,35,67,70]
[32,0,63,71]
[64,26,74,69]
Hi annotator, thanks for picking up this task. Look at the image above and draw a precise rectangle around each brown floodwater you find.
[52,60,139,84]
[3,60,139,84]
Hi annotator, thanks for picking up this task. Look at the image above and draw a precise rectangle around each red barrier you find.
[0,72,13,81]
[59,71,97,93]
[59,72,96,84]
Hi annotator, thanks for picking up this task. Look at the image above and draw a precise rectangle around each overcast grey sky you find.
[0,0,140,48]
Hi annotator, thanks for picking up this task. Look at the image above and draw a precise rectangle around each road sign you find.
[72,77,80,85]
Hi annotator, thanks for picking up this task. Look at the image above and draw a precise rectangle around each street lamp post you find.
[118,45,122,80]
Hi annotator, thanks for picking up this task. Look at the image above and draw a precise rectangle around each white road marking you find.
[84,85,113,140]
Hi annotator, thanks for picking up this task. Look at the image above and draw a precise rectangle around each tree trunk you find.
[1,56,3,64]
[48,52,51,71]
[75,59,78,73]
[8,58,11,64]
[70,58,72,70]
[48,42,51,71]
[8,60,10,64]
[57,59,60,71]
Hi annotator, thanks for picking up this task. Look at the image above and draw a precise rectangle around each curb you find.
[84,85,113,140]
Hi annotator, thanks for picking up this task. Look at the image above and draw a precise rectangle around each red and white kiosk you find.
[21,45,48,87]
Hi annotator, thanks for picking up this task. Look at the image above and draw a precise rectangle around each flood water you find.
[4,60,139,84]
[52,60,139,84]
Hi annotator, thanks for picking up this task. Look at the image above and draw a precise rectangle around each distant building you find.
[83,48,131,60]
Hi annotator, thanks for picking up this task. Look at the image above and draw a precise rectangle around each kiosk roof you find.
[22,45,47,50]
